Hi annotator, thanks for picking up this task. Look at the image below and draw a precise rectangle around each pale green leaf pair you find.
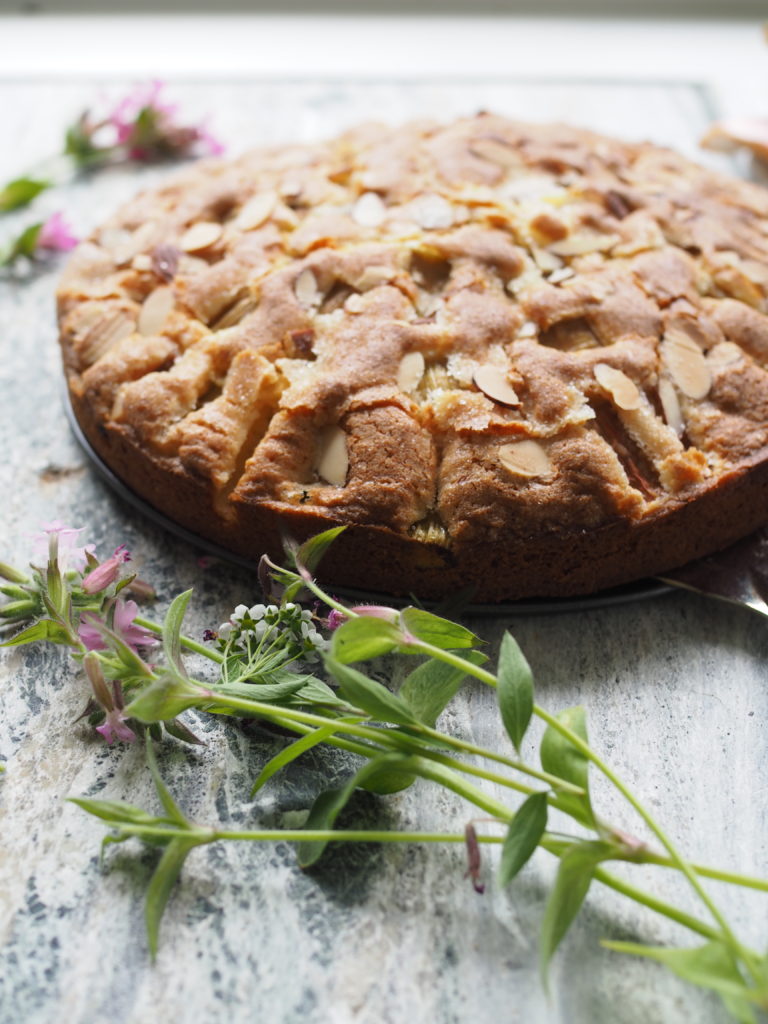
[604,940,762,1024]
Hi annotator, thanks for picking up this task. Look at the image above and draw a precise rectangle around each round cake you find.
[57,114,768,601]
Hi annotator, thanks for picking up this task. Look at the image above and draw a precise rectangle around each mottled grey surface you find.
[0,79,766,1024]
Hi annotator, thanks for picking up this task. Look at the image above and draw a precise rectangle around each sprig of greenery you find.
[1,81,223,217]
[2,526,767,1020]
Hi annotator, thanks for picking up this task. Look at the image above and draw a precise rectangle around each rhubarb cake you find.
[57,114,768,600]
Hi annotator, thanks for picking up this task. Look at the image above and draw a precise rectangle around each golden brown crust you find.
[58,114,768,600]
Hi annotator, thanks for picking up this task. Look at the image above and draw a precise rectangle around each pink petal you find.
[37,213,78,252]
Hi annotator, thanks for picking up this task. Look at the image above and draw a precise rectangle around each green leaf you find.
[212,677,311,704]
[0,560,31,585]
[64,118,110,166]
[0,177,50,212]
[0,222,43,266]
[331,615,402,664]
[399,607,478,650]
[162,589,192,681]
[324,657,420,726]
[496,632,534,753]
[540,840,616,986]
[80,616,153,679]
[68,796,160,827]
[296,754,415,867]
[145,837,200,959]
[603,940,758,1023]
[540,706,593,827]
[357,756,418,795]
[399,650,486,727]
[286,678,349,708]
[1,618,72,647]
[145,735,189,827]
[498,792,548,887]
[294,526,346,575]
[125,671,204,723]
[250,720,359,796]
[162,717,204,746]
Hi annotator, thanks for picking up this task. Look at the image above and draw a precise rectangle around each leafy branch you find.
[1,525,767,1020]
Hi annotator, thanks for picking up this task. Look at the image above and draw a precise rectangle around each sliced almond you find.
[707,341,743,368]
[294,268,322,309]
[415,292,443,319]
[352,191,387,228]
[236,192,276,231]
[740,259,768,287]
[549,232,619,257]
[712,265,765,308]
[658,376,684,437]
[498,440,553,479]
[138,286,174,336]
[516,320,538,339]
[132,253,153,272]
[409,194,454,230]
[503,175,564,202]
[409,514,449,545]
[344,293,366,314]
[75,307,137,366]
[468,136,520,168]
[547,266,575,285]
[354,265,395,290]
[99,227,132,252]
[506,264,544,296]
[473,364,519,407]
[661,329,711,400]
[180,221,223,253]
[178,255,209,276]
[213,294,260,330]
[315,426,348,486]
[594,363,641,411]
[397,351,426,393]
[280,179,302,200]
[531,245,563,273]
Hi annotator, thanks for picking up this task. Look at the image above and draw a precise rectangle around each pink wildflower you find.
[351,605,399,623]
[84,654,136,745]
[37,212,78,253]
[110,80,170,144]
[196,124,226,157]
[96,709,136,745]
[106,80,224,160]
[31,520,94,572]
[326,608,346,631]
[79,598,157,653]
[81,544,131,594]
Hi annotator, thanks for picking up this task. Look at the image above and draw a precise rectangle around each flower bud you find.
[81,545,131,594]
[84,652,113,711]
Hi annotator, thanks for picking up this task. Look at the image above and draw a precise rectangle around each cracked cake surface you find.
[58,113,768,600]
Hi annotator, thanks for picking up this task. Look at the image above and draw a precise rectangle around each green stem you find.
[590,867,721,943]
[268,713,540,800]
[102,819,722,946]
[534,704,762,981]
[114,824,505,844]
[219,697,760,944]
[638,853,768,894]
[135,617,223,664]
[201,689,562,801]
[396,640,763,978]
[304,578,358,618]
[418,723,585,796]
[133,576,765,977]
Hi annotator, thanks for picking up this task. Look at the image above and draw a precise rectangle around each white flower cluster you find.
[217,601,329,660]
